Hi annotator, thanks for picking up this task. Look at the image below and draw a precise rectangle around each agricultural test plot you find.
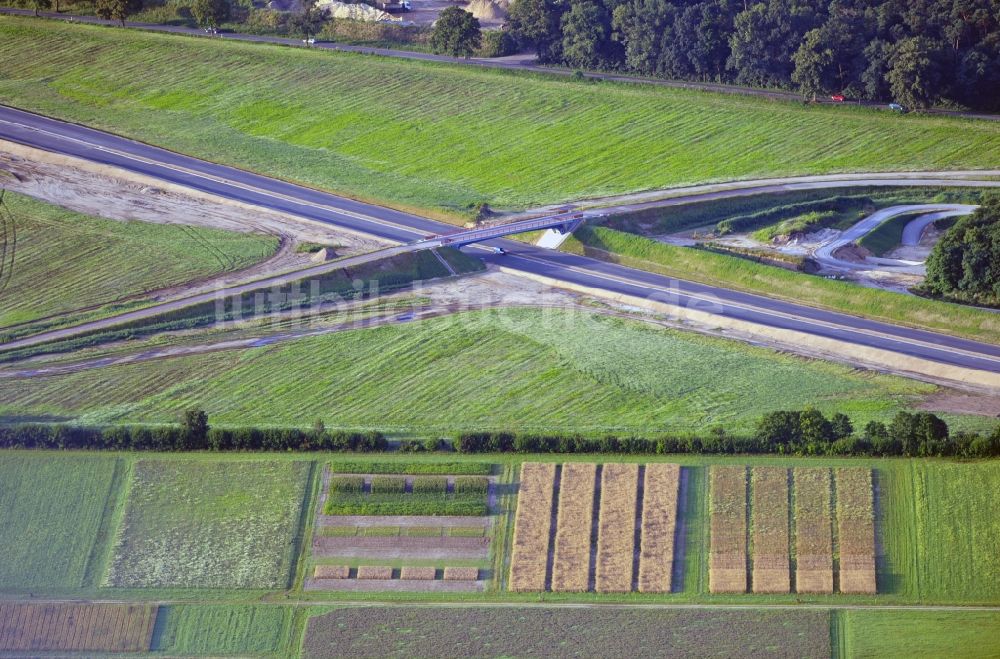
[638,463,681,594]
[106,460,311,589]
[509,463,557,592]
[0,454,119,591]
[794,468,834,594]
[595,463,640,593]
[303,607,832,658]
[308,465,494,592]
[751,467,791,594]
[709,466,748,594]
[0,603,156,653]
[835,468,876,594]
[551,463,598,592]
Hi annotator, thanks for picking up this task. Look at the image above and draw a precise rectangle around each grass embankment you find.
[2,18,1000,217]
[0,247,479,362]
[564,225,1000,344]
[609,188,981,237]
[857,212,925,256]
[0,191,278,339]
[0,308,943,434]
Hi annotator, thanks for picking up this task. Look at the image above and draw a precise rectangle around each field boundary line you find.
[290,460,322,592]
[82,457,132,589]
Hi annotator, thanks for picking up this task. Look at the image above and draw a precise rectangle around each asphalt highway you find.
[2,105,1000,375]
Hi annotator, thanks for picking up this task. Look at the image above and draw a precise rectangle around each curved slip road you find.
[1,105,1000,376]
[813,204,977,272]
[901,210,971,247]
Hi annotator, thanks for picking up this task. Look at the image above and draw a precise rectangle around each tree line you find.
[456,409,1000,458]
[507,0,1000,110]
[1,408,997,457]
[0,412,387,452]
[922,195,1000,308]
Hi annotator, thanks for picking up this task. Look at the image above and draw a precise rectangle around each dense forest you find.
[923,196,1000,307]
[507,0,1000,110]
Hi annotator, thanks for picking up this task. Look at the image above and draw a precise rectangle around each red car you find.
[830,94,846,102]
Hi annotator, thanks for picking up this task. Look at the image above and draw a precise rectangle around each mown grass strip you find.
[595,463,640,593]
[708,465,748,594]
[835,468,876,594]
[509,463,557,592]
[750,466,790,594]
[551,462,597,593]
[794,468,834,594]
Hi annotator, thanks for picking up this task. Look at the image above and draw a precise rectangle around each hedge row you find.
[454,411,1000,458]
[0,424,387,452]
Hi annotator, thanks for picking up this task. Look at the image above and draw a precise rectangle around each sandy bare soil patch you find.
[0,142,386,250]
[314,535,488,560]
[919,391,1000,417]
[319,514,491,528]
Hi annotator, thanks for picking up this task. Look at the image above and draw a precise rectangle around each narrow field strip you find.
[794,468,834,594]
[595,463,640,593]
[508,463,557,592]
[709,465,748,594]
[835,467,877,594]
[0,603,156,653]
[552,463,598,593]
[751,466,791,594]
[638,463,681,594]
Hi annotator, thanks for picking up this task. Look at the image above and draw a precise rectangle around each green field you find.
[302,607,831,658]
[150,605,295,656]
[105,459,311,589]
[0,308,944,433]
[566,225,1000,344]
[880,461,1000,603]
[0,454,120,590]
[839,610,1000,658]
[323,492,487,516]
[0,191,278,335]
[1,19,999,217]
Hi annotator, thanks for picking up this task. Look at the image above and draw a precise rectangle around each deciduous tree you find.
[431,7,482,57]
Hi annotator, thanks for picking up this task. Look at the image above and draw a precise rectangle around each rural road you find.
[812,204,977,272]
[2,105,1000,376]
[2,7,999,123]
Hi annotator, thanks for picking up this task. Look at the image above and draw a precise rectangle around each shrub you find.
[478,29,517,57]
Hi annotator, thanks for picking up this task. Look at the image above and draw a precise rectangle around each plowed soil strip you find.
[595,463,640,593]
[794,468,834,594]
[0,603,155,652]
[638,463,681,593]
[552,463,598,592]
[709,465,748,594]
[835,467,877,594]
[509,462,557,592]
[751,466,790,594]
